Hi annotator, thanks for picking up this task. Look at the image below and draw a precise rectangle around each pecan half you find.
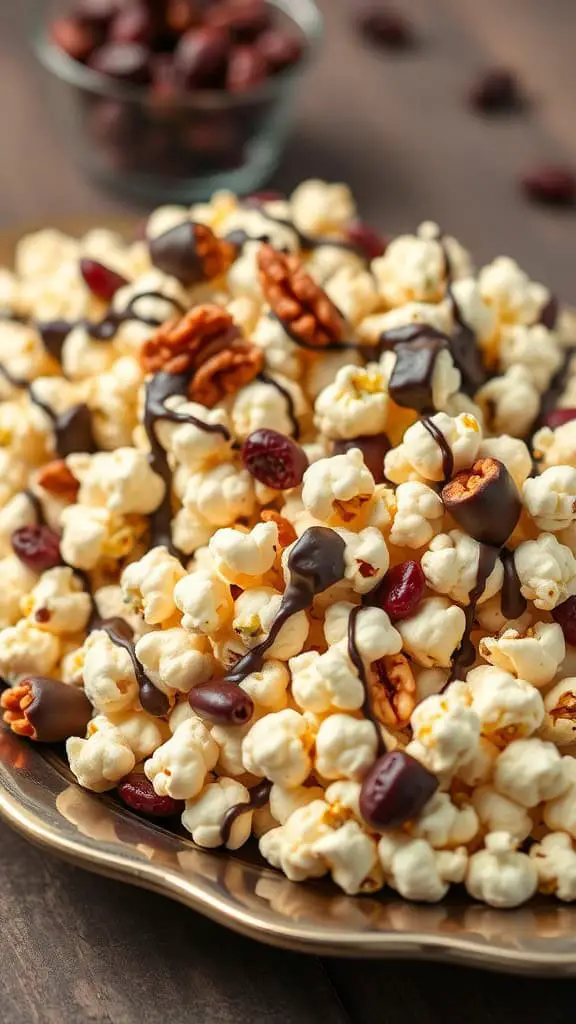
[189,342,264,408]
[140,304,240,375]
[257,243,347,348]
[37,459,80,502]
[1,685,36,738]
[261,509,298,547]
[370,653,416,728]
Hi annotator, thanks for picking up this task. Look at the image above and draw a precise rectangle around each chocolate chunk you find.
[149,221,206,286]
[19,676,91,743]
[388,335,448,413]
[442,457,521,547]
[377,322,447,353]
[332,434,391,483]
[188,680,254,725]
[539,294,559,330]
[37,320,72,361]
[54,403,97,457]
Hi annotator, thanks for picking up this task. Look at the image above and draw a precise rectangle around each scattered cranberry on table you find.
[469,69,525,114]
[521,166,576,206]
[355,6,415,50]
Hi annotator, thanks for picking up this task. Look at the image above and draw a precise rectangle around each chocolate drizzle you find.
[270,311,358,355]
[99,617,169,717]
[447,287,488,396]
[219,778,272,845]
[258,372,300,439]
[225,527,347,686]
[421,417,454,481]
[538,294,559,330]
[0,363,96,457]
[22,489,45,526]
[447,543,499,685]
[347,605,386,757]
[501,547,527,619]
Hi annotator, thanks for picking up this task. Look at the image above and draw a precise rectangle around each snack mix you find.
[2,179,576,910]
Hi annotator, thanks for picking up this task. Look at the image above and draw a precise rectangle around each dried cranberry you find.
[242,429,309,489]
[207,0,271,42]
[521,166,576,206]
[332,434,391,484]
[117,773,184,818]
[469,69,524,114]
[50,18,96,61]
[226,45,267,92]
[374,560,425,621]
[110,4,156,45]
[552,597,576,646]
[80,258,128,301]
[544,408,576,429]
[12,526,61,573]
[356,7,415,49]
[257,29,303,72]
[188,680,254,725]
[346,220,387,260]
[360,751,438,830]
[89,42,152,83]
[174,27,229,89]
[76,0,118,29]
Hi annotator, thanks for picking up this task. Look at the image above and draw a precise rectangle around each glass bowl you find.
[35,0,323,203]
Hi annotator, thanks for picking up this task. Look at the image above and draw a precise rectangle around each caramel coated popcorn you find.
[2,179,576,909]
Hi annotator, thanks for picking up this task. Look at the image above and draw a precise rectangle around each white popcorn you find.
[314,364,389,440]
[499,323,562,392]
[0,399,54,465]
[66,729,135,794]
[471,786,533,840]
[324,267,380,325]
[378,832,467,902]
[182,778,252,850]
[477,435,532,491]
[68,448,165,516]
[239,659,289,711]
[323,602,401,661]
[0,556,37,629]
[422,531,503,606]
[466,665,544,742]
[0,321,54,382]
[448,277,497,351]
[314,713,378,781]
[22,567,92,635]
[88,355,143,451]
[173,569,233,635]
[514,532,576,610]
[457,737,500,787]
[144,717,218,800]
[60,505,134,571]
[0,492,38,557]
[410,791,479,849]
[479,622,565,689]
[242,709,313,787]
[540,678,576,747]
[61,324,116,382]
[476,366,540,438]
[82,629,139,714]
[312,821,380,895]
[493,738,569,807]
[0,449,27,509]
[87,710,168,762]
[232,587,309,661]
[372,234,446,307]
[93,584,146,637]
[530,833,576,901]
[523,466,576,532]
[259,801,332,883]
[252,313,302,381]
[0,619,60,681]
[384,412,482,485]
[465,832,538,908]
[335,526,390,594]
[357,301,451,346]
[153,396,232,473]
[478,254,549,325]
[231,376,307,440]
[269,783,325,825]
[209,521,278,584]
[181,462,255,527]
[301,449,374,524]
[121,546,185,625]
[389,481,444,549]
[543,759,576,838]
[289,645,365,714]
[289,179,355,237]
[533,421,576,471]
[397,596,466,669]
[212,717,255,777]
[305,245,365,288]
[135,628,214,695]
[408,682,480,777]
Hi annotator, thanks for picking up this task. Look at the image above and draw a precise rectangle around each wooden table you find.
[1,2,575,1021]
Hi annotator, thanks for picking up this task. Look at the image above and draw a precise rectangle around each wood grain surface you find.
[0,2,575,1022]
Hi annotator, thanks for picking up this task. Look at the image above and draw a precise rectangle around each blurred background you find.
[1,0,575,297]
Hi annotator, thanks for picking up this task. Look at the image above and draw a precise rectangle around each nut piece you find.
[370,652,416,728]
[261,509,297,548]
[149,221,237,287]
[189,340,264,408]
[1,676,92,743]
[257,243,348,348]
[441,457,521,547]
[37,459,80,502]
[140,303,241,375]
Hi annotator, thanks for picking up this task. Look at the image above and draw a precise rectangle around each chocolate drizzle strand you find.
[347,605,386,756]
[225,527,347,686]
[258,372,300,439]
[36,291,186,355]
[100,617,169,717]
[447,543,499,684]
[501,547,528,619]
[422,418,454,481]
[219,779,272,845]
[0,363,96,456]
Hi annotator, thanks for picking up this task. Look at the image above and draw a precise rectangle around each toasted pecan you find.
[189,342,264,408]
[37,460,80,502]
[370,653,416,729]
[140,304,240,375]
[193,222,237,281]
[257,243,347,348]
[1,684,36,738]
[261,509,298,548]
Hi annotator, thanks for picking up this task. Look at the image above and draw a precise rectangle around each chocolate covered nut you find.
[359,751,438,830]
[149,221,205,285]
[188,680,254,724]
[332,434,391,483]
[1,677,92,743]
[388,336,448,414]
[441,457,521,547]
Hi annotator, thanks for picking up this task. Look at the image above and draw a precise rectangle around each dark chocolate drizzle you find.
[270,311,358,355]
[258,372,300,439]
[22,489,45,526]
[447,543,499,685]
[347,606,386,757]
[501,547,527,619]
[537,346,576,428]
[99,617,169,717]
[439,233,488,395]
[538,295,559,330]
[219,778,272,845]
[0,363,96,457]
[421,417,454,481]
[225,527,347,686]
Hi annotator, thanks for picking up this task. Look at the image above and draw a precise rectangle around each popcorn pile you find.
[2,179,576,909]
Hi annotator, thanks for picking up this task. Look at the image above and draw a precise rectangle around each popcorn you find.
[357,301,451,346]
[530,833,576,901]
[289,645,365,714]
[181,463,255,527]
[499,323,562,392]
[252,314,302,381]
[0,492,37,557]
[153,397,232,472]
[378,832,468,902]
[209,521,278,585]
[314,713,378,781]
[476,366,540,438]
[82,629,139,714]
[513,533,576,610]
[522,466,576,531]
[239,659,290,711]
[314,364,389,440]
[540,678,576,747]
[324,267,380,325]
[0,619,61,681]
[242,709,314,787]
[397,597,466,669]
[479,622,565,689]
[466,665,545,743]
[301,449,375,524]
[389,481,444,549]
[231,376,307,440]
[410,791,479,849]
[60,505,139,571]
[533,421,576,471]
[477,435,532,491]
[87,710,168,762]
[471,786,533,840]
[289,180,355,237]
[465,832,538,908]
[144,718,219,800]
[407,682,480,777]
[0,557,37,629]
[372,233,447,307]
[384,413,482,485]
[182,778,253,850]
[478,256,549,326]
[21,567,92,635]
[542,759,576,838]
[232,587,309,661]
[269,783,325,825]
[66,728,135,793]
[121,546,186,625]
[335,526,390,594]
[173,569,233,635]
[492,738,570,807]
[135,628,214,695]
[421,531,503,606]
[67,448,165,515]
